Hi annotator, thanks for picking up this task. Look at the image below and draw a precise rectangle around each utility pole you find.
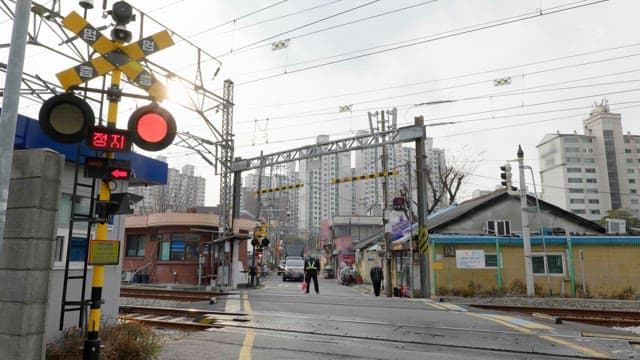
[518,145,535,297]
[252,152,264,287]
[407,161,414,296]
[415,116,431,298]
[381,111,392,297]
[0,0,31,253]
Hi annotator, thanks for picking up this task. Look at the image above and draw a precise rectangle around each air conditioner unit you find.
[606,219,626,234]
[121,271,133,282]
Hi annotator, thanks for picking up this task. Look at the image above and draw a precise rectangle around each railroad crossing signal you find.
[56,11,174,101]
[84,157,131,180]
[87,126,132,152]
[332,169,399,184]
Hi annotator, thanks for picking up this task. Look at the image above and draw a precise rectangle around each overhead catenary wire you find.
[231,0,609,86]
[216,0,382,57]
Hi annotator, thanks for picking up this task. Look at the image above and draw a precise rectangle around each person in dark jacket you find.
[370,265,383,296]
[304,256,320,294]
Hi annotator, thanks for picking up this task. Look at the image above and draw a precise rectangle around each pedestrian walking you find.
[304,256,320,294]
[370,265,383,296]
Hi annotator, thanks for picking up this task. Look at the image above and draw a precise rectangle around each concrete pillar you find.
[0,149,64,360]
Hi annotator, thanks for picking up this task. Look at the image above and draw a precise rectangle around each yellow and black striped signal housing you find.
[332,169,399,184]
[252,183,304,195]
[56,11,174,101]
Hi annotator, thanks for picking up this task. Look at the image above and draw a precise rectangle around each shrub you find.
[508,279,526,296]
[612,286,636,300]
[46,322,163,360]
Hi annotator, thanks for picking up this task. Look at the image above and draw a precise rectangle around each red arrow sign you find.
[110,169,130,179]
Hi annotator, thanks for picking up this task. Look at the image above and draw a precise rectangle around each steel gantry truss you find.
[232,125,424,172]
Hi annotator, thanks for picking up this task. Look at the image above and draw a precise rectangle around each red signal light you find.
[128,104,176,151]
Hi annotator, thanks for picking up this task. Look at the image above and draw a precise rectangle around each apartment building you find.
[132,158,206,214]
[537,103,640,221]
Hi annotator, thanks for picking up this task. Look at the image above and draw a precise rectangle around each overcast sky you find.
[3,0,639,206]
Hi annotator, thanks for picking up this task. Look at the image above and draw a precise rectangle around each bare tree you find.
[402,148,483,216]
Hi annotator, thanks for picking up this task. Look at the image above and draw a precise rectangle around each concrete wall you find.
[0,149,64,360]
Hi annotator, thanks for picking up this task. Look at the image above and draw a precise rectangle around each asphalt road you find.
[158,274,639,360]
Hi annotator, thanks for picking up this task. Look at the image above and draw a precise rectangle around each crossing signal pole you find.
[36,3,175,358]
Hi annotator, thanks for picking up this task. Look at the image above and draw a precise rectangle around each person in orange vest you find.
[304,256,320,294]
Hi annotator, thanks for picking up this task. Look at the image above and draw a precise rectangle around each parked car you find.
[282,257,305,281]
[276,260,286,275]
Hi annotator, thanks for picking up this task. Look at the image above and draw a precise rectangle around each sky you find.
[3,0,640,206]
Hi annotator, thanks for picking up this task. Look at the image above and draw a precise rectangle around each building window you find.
[630,179,637,184]
[628,159,634,164]
[570,199,585,204]
[586,178,597,183]
[568,188,584,193]
[54,236,64,262]
[567,168,581,173]
[532,253,564,275]
[583,158,595,164]
[484,252,502,268]
[567,178,583,183]
[564,137,578,143]
[572,209,585,214]
[486,220,511,236]
[628,169,635,174]
[586,188,598,194]
[126,234,146,257]
[625,149,632,154]
[632,199,640,205]
[158,233,200,261]
[590,210,601,215]
[588,199,599,204]
[566,157,580,163]
[631,189,637,194]
[585,168,596,173]
[565,147,580,153]
[581,138,593,143]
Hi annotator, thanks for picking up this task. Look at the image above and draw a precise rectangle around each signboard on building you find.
[455,250,485,269]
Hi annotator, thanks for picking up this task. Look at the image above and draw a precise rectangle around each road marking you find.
[225,293,241,313]
[540,335,610,359]
[469,313,610,358]
[467,313,533,333]
[424,301,467,312]
[239,291,255,360]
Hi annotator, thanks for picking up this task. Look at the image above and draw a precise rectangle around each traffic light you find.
[500,163,512,188]
[128,104,177,151]
[39,93,94,144]
[260,237,270,247]
[94,192,143,223]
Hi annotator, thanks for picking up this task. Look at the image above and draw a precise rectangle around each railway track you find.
[119,305,250,331]
[470,303,640,327]
[120,287,233,302]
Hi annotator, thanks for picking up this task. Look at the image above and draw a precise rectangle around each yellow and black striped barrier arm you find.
[332,169,399,184]
[56,11,174,100]
[252,183,304,195]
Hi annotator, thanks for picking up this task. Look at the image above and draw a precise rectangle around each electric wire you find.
[217,0,381,57]
[232,0,608,86]
[218,0,439,58]
[189,0,347,40]
[237,40,640,111]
